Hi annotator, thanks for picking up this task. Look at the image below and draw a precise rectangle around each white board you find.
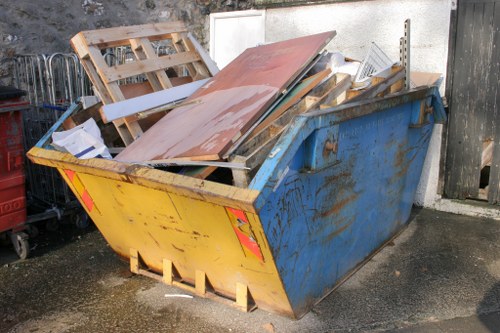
[209,10,265,69]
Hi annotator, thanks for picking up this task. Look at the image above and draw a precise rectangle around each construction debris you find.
[49,21,440,187]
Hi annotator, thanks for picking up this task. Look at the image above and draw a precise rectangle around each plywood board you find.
[248,69,331,138]
[116,31,336,162]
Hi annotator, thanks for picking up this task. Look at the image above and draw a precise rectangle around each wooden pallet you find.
[71,21,211,145]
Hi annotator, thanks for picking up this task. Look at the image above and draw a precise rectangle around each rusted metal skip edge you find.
[27,147,259,211]
[306,86,445,124]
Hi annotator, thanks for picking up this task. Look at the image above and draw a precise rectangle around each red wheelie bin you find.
[0,86,29,259]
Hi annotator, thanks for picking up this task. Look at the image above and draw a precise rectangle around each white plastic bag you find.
[51,118,112,159]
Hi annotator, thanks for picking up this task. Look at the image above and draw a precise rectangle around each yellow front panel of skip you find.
[56,163,293,316]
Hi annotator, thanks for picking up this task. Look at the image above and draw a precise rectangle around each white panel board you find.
[209,10,265,69]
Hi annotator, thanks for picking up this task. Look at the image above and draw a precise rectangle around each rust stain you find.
[320,194,357,218]
[147,231,161,247]
[324,217,354,243]
[171,244,185,252]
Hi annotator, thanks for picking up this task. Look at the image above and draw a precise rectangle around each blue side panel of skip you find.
[250,87,445,318]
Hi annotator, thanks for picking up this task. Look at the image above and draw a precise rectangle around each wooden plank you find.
[445,2,482,199]
[101,51,201,83]
[486,2,500,203]
[101,78,209,122]
[483,1,499,140]
[116,31,337,162]
[80,21,187,48]
[482,140,494,169]
[248,69,331,138]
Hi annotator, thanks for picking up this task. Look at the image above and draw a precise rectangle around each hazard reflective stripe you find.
[226,207,263,262]
[64,169,76,182]
[63,169,95,212]
[81,189,94,212]
[232,225,263,261]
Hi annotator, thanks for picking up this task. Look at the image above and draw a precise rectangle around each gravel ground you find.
[1,208,500,333]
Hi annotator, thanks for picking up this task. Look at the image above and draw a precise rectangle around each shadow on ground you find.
[1,208,500,333]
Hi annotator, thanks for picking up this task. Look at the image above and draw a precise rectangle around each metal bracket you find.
[400,19,411,90]
[129,249,257,312]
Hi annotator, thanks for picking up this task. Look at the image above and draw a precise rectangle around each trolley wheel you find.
[10,232,29,260]
[73,213,90,229]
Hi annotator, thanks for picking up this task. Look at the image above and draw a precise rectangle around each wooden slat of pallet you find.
[248,69,331,138]
[71,34,114,104]
[101,51,201,83]
[171,33,208,81]
[81,21,187,48]
[116,31,337,162]
[130,38,173,90]
[309,73,352,109]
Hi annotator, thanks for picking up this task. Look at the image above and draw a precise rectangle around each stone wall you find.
[0,0,224,85]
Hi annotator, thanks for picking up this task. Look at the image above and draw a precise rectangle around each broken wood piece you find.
[230,73,352,186]
[247,69,331,139]
[347,66,405,103]
[230,126,287,188]
[230,156,251,187]
[101,78,209,122]
[313,73,352,107]
[245,73,351,145]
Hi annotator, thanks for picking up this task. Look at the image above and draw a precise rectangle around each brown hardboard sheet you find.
[116,31,336,162]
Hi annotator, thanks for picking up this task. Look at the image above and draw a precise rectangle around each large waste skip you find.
[28,86,445,318]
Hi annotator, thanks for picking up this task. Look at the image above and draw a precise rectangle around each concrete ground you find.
[1,208,500,333]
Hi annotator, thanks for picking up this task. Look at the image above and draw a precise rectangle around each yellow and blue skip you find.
[28,86,445,318]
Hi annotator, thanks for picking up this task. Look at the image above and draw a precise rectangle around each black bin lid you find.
[0,86,26,100]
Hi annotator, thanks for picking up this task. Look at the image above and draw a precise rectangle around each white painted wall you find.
[210,1,458,209]
[265,0,451,83]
